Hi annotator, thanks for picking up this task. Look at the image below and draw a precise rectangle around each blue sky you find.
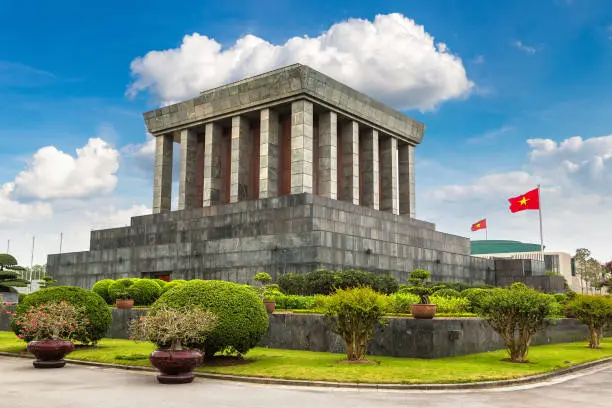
[1,0,612,264]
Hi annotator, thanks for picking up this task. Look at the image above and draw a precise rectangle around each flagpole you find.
[485,228,488,241]
[537,184,544,263]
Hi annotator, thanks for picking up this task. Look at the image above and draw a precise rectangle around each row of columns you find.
[153,100,416,217]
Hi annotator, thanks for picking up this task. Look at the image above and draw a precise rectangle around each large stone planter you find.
[27,339,75,368]
[410,304,437,319]
[149,349,203,384]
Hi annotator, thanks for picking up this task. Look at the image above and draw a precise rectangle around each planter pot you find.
[27,339,75,368]
[410,304,437,319]
[116,299,134,309]
[263,300,276,314]
[149,349,203,384]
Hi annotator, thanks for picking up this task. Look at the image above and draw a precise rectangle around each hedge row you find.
[92,278,184,306]
[277,269,399,295]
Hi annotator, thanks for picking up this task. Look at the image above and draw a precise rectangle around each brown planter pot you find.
[410,304,437,319]
[116,299,134,309]
[27,339,75,368]
[149,349,203,384]
[263,300,276,314]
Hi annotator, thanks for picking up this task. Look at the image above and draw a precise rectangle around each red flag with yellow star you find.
[471,219,487,231]
[508,188,540,213]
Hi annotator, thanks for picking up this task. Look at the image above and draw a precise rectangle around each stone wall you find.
[47,194,495,289]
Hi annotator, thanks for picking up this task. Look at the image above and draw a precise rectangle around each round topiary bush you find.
[11,286,111,344]
[150,279,167,289]
[92,279,115,304]
[108,278,136,302]
[161,280,187,294]
[127,279,162,306]
[152,280,269,357]
[460,288,492,313]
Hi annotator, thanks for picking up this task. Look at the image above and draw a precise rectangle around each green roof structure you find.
[470,240,542,255]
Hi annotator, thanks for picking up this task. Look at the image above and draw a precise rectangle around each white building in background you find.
[471,240,582,292]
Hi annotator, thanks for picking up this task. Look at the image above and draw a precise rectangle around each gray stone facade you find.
[47,194,494,288]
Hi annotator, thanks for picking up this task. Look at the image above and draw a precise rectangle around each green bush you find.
[372,274,399,294]
[430,295,471,313]
[478,283,555,362]
[127,279,162,306]
[92,279,114,304]
[460,288,492,313]
[108,278,136,302]
[323,287,389,361]
[335,270,376,290]
[152,280,269,357]
[150,279,167,289]
[389,292,420,314]
[11,286,111,344]
[427,281,494,291]
[274,294,316,310]
[162,280,187,294]
[567,295,612,348]
[304,269,337,295]
[433,288,461,298]
[276,273,307,295]
[553,293,568,305]
[17,292,27,303]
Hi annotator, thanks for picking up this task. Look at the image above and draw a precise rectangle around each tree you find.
[40,275,58,288]
[567,295,612,348]
[0,254,29,292]
[574,248,591,294]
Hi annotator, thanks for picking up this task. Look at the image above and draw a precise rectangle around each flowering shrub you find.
[13,301,90,341]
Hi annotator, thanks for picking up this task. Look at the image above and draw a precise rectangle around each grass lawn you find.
[0,331,610,384]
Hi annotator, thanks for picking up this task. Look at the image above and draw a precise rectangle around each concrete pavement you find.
[2,357,611,408]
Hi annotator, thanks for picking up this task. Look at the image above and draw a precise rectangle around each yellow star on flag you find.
[519,196,530,206]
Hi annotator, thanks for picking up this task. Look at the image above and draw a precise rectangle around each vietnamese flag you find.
[471,219,487,232]
[508,188,540,213]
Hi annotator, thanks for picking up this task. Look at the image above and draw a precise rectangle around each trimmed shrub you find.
[108,278,136,302]
[430,295,471,314]
[161,280,187,294]
[11,286,111,344]
[478,283,555,362]
[274,294,316,310]
[389,292,420,314]
[323,287,389,361]
[304,269,337,295]
[92,279,114,304]
[152,280,269,357]
[277,273,307,295]
[335,270,376,290]
[460,288,492,313]
[433,288,461,298]
[553,293,568,304]
[567,295,612,348]
[372,274,400,294]
[18,293,27,303]
[150,279,167,289]
[127,279,162,306]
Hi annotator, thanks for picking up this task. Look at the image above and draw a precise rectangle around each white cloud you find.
[127,13,474,111]
[513,41,537,54]
[420,134,612,261]
[0,182,52,224]
[13,137,119,199]
[466,125,514,144]
[86,204,150,229]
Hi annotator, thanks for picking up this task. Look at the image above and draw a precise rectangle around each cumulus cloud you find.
[13,138,119,199]
[0,182,52,223]
[420,134,612,260]
[127,13,474,111]
[86,204,150,229]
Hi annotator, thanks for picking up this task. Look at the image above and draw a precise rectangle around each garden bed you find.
[1,332,611,384]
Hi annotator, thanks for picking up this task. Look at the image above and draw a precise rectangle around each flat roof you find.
[143,64,425,145]
[471,240,542,255]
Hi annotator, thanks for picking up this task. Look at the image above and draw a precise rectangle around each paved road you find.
[2,357,612,408]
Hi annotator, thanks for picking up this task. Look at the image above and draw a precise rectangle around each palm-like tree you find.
[0,254,30,292]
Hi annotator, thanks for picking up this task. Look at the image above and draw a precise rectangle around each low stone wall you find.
[0,307,597,359]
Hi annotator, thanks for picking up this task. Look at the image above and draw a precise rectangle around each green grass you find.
[0,331,610,384]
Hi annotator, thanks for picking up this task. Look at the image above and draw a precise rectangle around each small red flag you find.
[508,188,540,213]
[471,219,487,231]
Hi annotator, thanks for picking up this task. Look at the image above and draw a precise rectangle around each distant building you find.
[471,240,580,291]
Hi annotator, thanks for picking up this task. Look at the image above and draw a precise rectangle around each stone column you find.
[380,135,399,214]
[153,134,173,213]
[318,111,338,199]
[259,108,279,198]
[360,128,379,209]
[398,143,416,217]
[230,116,251,203]
[178,128,198,210]
[340,120,359,205]
[290,100,314,194]
[203,122,223,206]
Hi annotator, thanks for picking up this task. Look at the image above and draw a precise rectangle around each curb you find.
[1,351,611,390]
